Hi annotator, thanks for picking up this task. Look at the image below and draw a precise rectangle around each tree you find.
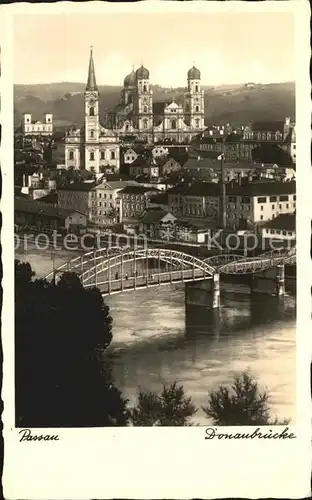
[203,372,289,426]
[15,261,128,427]
[129,382,197,426]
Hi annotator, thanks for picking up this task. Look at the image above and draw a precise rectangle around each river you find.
[16,246,296,425]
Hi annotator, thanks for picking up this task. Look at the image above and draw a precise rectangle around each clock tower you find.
[84,47,100,170]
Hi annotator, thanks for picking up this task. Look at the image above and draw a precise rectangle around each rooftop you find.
[140,208,174,224]
[58,182,96,192]
[262,213,296,231]
[252,121,285,133]
[15,197,85,219]
[119,185,160,195]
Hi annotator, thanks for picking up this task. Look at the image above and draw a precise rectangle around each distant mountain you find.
[14,81,295,129]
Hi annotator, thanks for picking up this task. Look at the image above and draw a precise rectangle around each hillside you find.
[14,81,295,129]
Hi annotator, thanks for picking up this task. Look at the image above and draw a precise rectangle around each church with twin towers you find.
[65,47,205,172]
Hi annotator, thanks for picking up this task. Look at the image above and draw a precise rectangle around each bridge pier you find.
[212,273,220,309]
[249,274,256,294]
[184,273,220,310]
[276,264,285,297]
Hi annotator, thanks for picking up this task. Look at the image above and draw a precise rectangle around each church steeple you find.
[86,46,98,91]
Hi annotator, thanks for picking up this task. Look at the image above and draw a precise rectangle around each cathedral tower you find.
[184,65,204,130]
[84,47,100,170]
[133,65,153,134]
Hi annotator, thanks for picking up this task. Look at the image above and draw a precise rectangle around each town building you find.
[261,213,296,248]
[65,49,120,174]
[139,208,177,239]
[89,180,138,227]
[57,182,96,219]
[106,60,205,143]
[195,118,296,164]
[168,180,296,230]
[152,145,169,158]
[22,113,53,136]
[15,197,87,233]
[118,184,160,224]
[123,148,139,164]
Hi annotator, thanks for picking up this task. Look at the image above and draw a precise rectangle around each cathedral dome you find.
[136,65,149,80]
[124,69,136,88]
[187,66,201,80]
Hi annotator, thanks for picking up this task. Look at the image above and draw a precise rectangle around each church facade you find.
[65,49,205,173]
[65,49,120,173]
[108,62,205,143]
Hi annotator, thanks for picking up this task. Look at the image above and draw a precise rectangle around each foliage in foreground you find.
[15,260,128,427]
[202,372,290,426]
[129,382,197,426]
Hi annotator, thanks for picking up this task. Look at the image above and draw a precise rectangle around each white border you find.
[1,2,311,498]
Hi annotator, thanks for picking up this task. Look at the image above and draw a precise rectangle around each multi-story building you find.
[57,182,95,219]
[168,180,296,229]
[196,118,296,164]
[22,113,53,136]
[65,49,120,174]
[261,213,296,248]
[118,184,160,222]
[89,180,138,227]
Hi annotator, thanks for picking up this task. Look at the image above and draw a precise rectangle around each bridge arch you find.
[79,247,216,287]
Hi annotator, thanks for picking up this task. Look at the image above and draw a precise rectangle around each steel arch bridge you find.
[204,247,296,275]
[44,245,296,295]
[45,246,216,296]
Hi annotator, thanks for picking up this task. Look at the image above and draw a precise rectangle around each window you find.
[143,106,148,113]
[171,119,177,130]
[293,203,296,208]
[260,206,264,211]
[99,193,102,198]
[228,196,237,203]
[286,203,289,209]
[258,197,266,203]
[282,231,287,236]
[90,152,95,161]
[143,85,147,92]
[111,151,116,160]
[276,230,281,235]
[100,151,105,160]
[272,214,275,218]
[89,107,95,116]
[260,215,264,221]
[293,195,296,201]
[90,130,94,138]
[195,119,200,128]
[69,151,74,160]
[270,196,277,202]
[109,194,112,199]
[272,205,275,210]
[195,106,199,112]
[270,230,274,234]
[195,85,198,92]
[280,195,289,202]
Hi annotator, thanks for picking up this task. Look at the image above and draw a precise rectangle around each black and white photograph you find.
[1,1,311,499]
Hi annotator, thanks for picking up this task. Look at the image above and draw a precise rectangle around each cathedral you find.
[65,48,205,173]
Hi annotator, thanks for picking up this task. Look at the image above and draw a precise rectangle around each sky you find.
[13,12,294,87]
